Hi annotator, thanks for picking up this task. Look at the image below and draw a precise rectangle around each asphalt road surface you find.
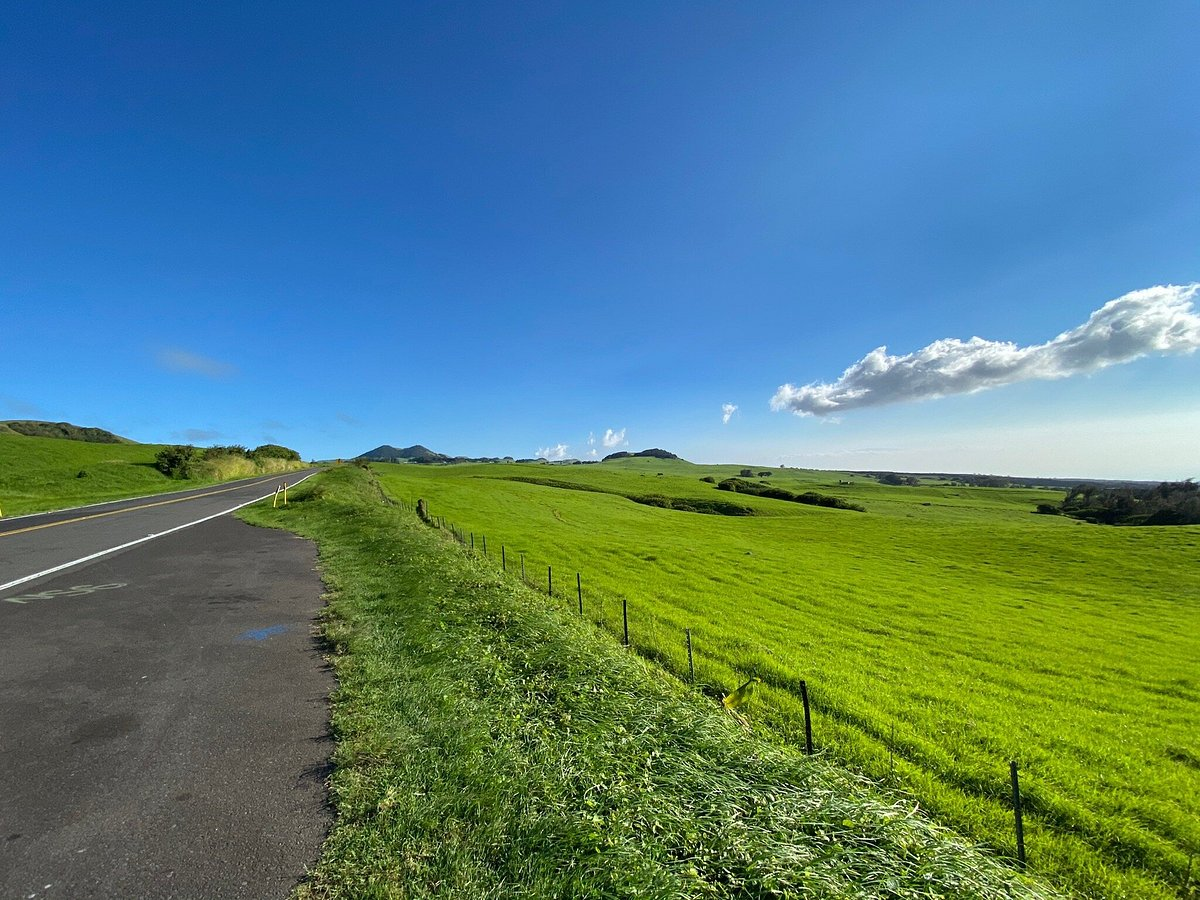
[0,471,333,898]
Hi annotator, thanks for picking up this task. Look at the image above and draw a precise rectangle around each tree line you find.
[1038,479,1199,526]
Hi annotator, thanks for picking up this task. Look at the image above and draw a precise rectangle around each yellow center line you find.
[0,478,282,539]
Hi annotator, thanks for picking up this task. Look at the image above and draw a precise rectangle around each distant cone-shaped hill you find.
[357,444,450,463]
[601,448,681,462]
[0,420,133,444]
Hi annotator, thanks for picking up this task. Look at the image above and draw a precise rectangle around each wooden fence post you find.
[800,680,813,755]
[686,628,694,684]
[1010,761,1027,869]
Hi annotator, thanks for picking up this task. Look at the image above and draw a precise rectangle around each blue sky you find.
[3,1,1197,479]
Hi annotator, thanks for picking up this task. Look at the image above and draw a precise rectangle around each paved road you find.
[1,471,318,592]
[0,472,333,898]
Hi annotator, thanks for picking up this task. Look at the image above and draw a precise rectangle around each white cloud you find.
[772,284,1200,416]
[537,442,569,461]
[602,428,627,448]
[155,348,237,379]
[588,448,597,458]
[587,432,596,446]
[722,403,738,424]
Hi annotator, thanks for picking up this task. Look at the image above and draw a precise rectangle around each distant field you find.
[0,433,300,516]
[374,458,1200,899]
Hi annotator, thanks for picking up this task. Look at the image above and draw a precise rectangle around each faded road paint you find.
[2,583,127,604]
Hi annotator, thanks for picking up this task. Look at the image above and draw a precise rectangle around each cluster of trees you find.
[154,443,301,478]
[1040,480,1200,526]
[877,473,921,486]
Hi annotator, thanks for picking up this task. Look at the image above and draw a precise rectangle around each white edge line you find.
[0,469,320,524]
[0,471,317,596]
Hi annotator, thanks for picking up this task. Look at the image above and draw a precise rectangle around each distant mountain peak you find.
[357,444,449,463]
[602,448,681,462]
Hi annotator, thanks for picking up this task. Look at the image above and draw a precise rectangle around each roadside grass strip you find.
[241,467,1054,899]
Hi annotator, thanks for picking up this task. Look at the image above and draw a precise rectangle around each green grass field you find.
[371,458,1200,899]
[240,466,1053,899]
[0,432,303,517]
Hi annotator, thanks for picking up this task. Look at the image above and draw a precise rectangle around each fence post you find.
[483,535,487,556]
[548,565,553,597]
[800,680,813,755]
[622,596,629,646]
[686,628,694,684]
[470,532,474,551]
[1010,761,1027,869]
[502,545,506,571]
[577,573,582,616]
[521,553,525,581]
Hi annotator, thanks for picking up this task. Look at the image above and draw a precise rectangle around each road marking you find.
[0,476,292,539]
[0,472,316,596]
[2,583,127,604]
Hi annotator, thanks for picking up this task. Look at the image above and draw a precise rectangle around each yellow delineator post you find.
[272,484,281,508]
[283,482,288,505]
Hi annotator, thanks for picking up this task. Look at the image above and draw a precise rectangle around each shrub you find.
[202,444,249,460]
[155,445,197,479]
[700,476,716,484]
[250,443,301,462]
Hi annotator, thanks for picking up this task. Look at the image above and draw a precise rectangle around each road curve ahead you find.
[0,469,332,899]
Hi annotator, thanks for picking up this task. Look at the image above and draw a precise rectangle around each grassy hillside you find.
[0,419,133,443]
[239,466,1053,899]
[371,457,1200,899]
[0,432,302,516]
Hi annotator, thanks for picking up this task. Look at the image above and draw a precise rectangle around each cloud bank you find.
[602,428,627,448]
[772,284,1200,416]
[722,403,738,424]
[156,348,237,379]
[537,442,569,461]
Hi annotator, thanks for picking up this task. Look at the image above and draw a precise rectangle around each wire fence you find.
[393,495,1196,892]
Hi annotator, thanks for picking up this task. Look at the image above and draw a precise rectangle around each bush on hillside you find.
[202,444,249,460]
[251,443,301,462]
[155,445,197,479]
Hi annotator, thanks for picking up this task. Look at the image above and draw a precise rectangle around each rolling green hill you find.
[0,419,133,443]
[370,456,1200,899]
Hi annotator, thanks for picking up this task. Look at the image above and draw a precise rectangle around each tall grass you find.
[240,466,1056,899]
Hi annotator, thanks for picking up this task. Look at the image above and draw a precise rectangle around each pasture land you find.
[374,458,1200,899]
[239,466,1052,899]
[0,432,303,516]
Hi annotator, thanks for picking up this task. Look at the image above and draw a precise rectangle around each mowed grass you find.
[373,458,1200,899]
[0,432,302,516]
[240,466,1053,899]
